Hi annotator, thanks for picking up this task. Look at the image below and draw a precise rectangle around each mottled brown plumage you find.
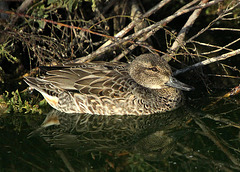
[24,53,193,115]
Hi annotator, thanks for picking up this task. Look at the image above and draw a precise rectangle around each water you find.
[0,94,240,171]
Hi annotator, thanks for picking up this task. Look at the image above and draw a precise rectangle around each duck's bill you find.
[166,77,194,91]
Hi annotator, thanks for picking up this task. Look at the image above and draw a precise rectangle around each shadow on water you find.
[0,97,240,171]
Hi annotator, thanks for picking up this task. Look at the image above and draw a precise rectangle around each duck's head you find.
[129,53,193,91]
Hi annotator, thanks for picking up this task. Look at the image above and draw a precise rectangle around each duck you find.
[24,53,193,115]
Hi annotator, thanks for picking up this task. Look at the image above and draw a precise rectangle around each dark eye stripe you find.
[148,67,158,72]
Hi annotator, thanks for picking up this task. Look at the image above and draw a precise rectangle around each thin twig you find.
[191,40,237,55]
[187,1,240,43]
[210,28,240,32]
[194,118,240,166]
[113,0,202,61]
[204,113,240,129]
[170,0,205,52]
[174,48,240,75]
[76,0,222,63]
[10,0,33,26]
[99,0,172,49]
[163,0,206,61]
[207,74,240,79]
[176,143,240,171]
[56,150,75,172]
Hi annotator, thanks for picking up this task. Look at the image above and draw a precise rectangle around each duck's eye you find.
[149,67,158,72]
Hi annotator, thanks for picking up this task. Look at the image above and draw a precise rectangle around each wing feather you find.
[31,62,130,98]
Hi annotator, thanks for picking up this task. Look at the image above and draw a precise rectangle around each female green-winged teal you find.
[24,53,193,115]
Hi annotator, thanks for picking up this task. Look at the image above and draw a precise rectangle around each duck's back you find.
[25,61,145,115]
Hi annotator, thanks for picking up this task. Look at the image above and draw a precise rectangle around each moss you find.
[0,89,49,114]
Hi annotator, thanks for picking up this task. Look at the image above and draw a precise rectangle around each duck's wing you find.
[25,61,131,98]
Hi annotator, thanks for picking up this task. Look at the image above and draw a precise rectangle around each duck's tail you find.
[24,77,61,110]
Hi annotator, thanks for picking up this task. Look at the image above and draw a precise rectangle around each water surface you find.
[0,94,239,171]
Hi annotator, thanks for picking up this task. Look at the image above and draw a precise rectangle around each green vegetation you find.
[0,90,48,114]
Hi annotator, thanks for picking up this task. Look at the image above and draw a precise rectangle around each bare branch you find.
[192,38,240,55]
[204,113,240,129]
[99,0,172,49]
[174,48,240,76]
[74,0,223,63]
[10,0,33,26]
[187,1,240,43]
[169,0,205,52]
[195,118,240,166]
[113,0,209,62]
[56,150,75,172]
[162,0,206,61]
[210,28,240,32]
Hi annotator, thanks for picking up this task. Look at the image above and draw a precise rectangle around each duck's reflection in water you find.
[30,107,190,161]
